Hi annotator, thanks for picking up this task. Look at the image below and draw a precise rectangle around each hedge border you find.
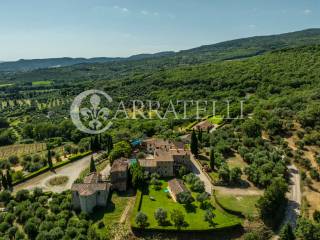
[13,151,92,186]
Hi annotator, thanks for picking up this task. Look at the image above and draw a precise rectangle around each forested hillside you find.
[1,28,320,75]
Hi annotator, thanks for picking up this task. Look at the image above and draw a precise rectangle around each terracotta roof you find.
[144,138,186,150]
[111,158,128,173]
[71,183,110,196]
[154,149,174,162]
[168,179,188,195]
[83,172,101,184]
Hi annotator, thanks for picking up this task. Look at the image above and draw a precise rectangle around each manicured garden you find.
[131,179,241,231]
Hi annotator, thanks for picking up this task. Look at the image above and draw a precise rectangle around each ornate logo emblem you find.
[70,89,113,134]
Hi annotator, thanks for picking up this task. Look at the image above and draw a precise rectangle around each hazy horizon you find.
[1,0,319,61]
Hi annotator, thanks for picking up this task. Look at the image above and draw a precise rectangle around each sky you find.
[0,0,319,61]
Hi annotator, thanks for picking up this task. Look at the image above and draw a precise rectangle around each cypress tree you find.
[1,173,8,190]
[107,135,113,153]
[90,137,94,151]
[279,223,295,240]
[6,171,12,190]
[198,129,203,143]
[47,149,53,169]
[89,155,96,173]
[210,148,215,170]
[191,130,199,158]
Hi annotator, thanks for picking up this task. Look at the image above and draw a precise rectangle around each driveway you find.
[13,153,97,193]
[189,154,213,193]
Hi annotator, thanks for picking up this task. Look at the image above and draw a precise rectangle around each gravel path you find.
[13,153,97,193]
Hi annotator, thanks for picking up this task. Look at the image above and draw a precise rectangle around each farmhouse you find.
[71,172,110,213]
[168,178,189,202]
[139,139,191,177]
[110,158,129,191]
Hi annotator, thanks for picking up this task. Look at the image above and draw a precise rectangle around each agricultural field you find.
[0,142,46,159]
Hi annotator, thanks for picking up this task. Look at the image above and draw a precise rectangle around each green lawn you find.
[32,81,52,86]
[207,115,223,125]
[0,83,14,88]
[215,192,260,217]
[133,180,241,230]
[92,192,130,236]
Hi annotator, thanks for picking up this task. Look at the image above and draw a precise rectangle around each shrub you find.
[177,191,194,205]
[154,208,168,226]
[135,212,148,228]
[170,209,185,229]
[15,190,30,202]
[190,179,205,193]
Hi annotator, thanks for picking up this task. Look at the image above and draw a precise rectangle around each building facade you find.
[110,158,129,192]
[71,172,110,213]
[139,139,191,177]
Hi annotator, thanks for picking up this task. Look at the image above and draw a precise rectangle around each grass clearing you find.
[207,115,223,125]
[0,83,14,88]
[32,81,52,86]
[227,153,247,170]
[215,192,260,217]
[132,180,241,230]
[92,192,131,236]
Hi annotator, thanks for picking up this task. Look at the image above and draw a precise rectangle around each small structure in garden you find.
[110,158,129,191]
[71,172,110,213]
[168,178,189,202]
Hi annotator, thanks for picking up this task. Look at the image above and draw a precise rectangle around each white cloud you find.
[141,10,149,15]
[303,9,312,15]
[140,10,159,17]
[113,5,129,13]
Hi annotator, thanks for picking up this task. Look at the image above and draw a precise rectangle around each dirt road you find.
[283,164,301,228]
[13,153,98,193]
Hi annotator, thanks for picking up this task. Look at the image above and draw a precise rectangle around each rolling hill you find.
[1,28,320,73]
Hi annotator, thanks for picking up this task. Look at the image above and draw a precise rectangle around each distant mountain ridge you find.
[0,51,175,72]
[1,28,320,72]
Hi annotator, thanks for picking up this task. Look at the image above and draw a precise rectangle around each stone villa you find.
[138,139,191,177]
[71,172,110,213]
[110,158,129,192]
